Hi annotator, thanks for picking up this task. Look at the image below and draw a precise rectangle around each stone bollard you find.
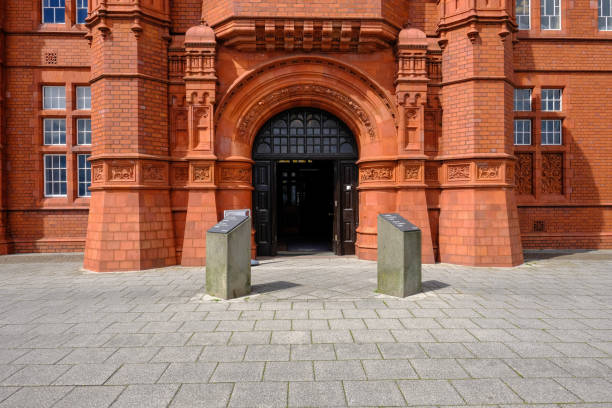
[377,213,422,297]
[205,214,251,300]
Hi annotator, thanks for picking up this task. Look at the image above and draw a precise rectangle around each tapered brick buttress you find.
[83,0,177,271]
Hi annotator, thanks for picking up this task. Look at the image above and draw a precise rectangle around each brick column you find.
[436,0,523,266]
[0,8,8,255]
[395,27,435,264]
[83,0,177,271]
[180,21,219,266]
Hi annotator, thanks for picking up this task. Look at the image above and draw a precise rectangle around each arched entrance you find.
[252,108,358,256]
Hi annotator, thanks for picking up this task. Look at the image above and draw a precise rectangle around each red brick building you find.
[1,0,610,271]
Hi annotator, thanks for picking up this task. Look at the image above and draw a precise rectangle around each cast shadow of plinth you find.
[251,281,301,294]
[421,280,451,293]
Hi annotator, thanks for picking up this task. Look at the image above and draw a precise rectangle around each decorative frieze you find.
[110,164,135,182]
[173,166,189,183]
[477,163,500,180]
[404,165,421,181]
[221,168,251,183]
[425,166,439,182]
[447,164,470,181]
[192,165,212,183]
[92,165,104,183]
[359,167,394,182]
[142,163,166,182]
[542,153,563,194]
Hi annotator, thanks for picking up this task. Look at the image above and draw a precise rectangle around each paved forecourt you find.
[0,251,611,407]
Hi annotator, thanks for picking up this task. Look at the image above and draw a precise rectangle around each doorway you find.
[277,160,333,253]
[252,108,358,257]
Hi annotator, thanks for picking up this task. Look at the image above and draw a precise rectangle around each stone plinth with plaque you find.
[377,213,422,297]
[205,213,251,299]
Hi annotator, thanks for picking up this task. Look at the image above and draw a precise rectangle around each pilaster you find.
[83,0,177,271]
[436,0,523,266]
[0,6,7,255]
[394,27,435,264]
[180,20,219,266]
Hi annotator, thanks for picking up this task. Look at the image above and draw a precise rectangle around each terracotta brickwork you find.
[0,0,610,270]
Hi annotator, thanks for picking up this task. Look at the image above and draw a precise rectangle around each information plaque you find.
[377,213,422,297]
[206,214,251,300]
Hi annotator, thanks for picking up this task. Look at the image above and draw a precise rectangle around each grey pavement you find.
[0,250,611,407]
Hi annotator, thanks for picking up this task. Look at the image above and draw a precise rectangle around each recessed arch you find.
[214,55,399,161]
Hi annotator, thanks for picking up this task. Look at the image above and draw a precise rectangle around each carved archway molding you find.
[214,56,399,157]
[238,84,376,142]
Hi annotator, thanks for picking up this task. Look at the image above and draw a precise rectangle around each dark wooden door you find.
[253,160,275,256]
[335,160,358,255]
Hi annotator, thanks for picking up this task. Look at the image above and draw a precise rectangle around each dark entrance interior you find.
[252,108,358,257]
[277,160,334,253]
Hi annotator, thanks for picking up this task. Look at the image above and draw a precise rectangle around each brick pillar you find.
[436,0,523,266]
[395,27,435,264]
[180,21,219,266]
[0,9,8,255]
[83,0,177,271]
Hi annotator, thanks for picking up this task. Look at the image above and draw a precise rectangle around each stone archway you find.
[205,55,434,262]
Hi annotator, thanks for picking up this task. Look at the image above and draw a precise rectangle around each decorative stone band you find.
[89,158,170,190]
[439,159,515,188]
[236,84,376,142]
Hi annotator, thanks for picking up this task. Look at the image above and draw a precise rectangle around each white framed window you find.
[599,0,612,30]
[76,0,88,24]
[514,120,532,145]
[77,154,91,197]
[541,89,562,111]
[43,86,66,110]
[76,86,91,110]
[43,118,67,145]
[516,0,531,29]
[42,0,66,23]
[44,155,67,197]
[514,89,532,111]
[541,119,562,145]
[77,118,92,145]
[541,0,560,29]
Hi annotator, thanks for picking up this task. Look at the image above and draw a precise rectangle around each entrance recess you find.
[252,108,358,256]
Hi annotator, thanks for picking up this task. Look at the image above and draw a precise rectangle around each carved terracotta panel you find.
[447,164,470,181]
[173,166,189,184]
[92,165,104,183]
[425,166,439,182]
[542,153,563,194]
[110,164,135,182]
[515,153,533,195]
[359,167,394,182]
[142,163,166,182]
[404,165,421,181]
[221,167,251,182]
[192,165,212,183]
[477,163,500,180]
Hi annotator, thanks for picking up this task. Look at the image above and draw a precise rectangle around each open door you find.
[253,160,275,256]
[334,160,358,255]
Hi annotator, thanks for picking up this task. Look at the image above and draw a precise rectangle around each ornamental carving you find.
[515,153,533,195]
[143,164,165,182]
[193,166,212,182]
[110,165,135,182]
[447,164,470,181]
[542,153,563,194]
[359,167,394,182]
[173,166,188,183]
[477,164,500,180]
[92,165,104,183]
[221,168,251,182]
[506,163,514,182]
[425,166,439,181]
[404,165,420,180]
[238,84,376,141]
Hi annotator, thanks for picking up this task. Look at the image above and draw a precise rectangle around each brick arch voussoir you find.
[214,56,399,159]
